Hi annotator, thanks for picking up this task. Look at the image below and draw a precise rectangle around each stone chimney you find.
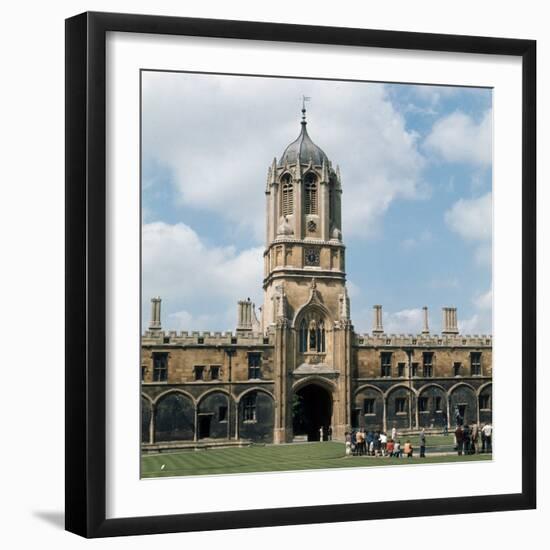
[442,307,459,335]
[149,296,162,331]
[237,298,260,332]
[372,305,384,335]
[422,306,430,335]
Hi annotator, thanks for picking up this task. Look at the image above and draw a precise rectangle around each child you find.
[345,432,352,457]
[393,440,402,458]
[404,440,413,458]
[386,438,395,457]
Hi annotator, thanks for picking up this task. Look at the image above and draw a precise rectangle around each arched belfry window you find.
[281,174,294,217]
[298,312,326,353]
[304,173,318,215]
[329,185,334,221]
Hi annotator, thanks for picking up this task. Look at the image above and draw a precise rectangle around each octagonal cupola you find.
[278,105,329,168]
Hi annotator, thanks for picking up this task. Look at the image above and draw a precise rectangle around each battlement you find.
[268,236,345,247]
[354,333,493,347]
[141,330,271,346]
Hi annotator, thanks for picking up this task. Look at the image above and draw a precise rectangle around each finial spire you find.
[301,95,311,126]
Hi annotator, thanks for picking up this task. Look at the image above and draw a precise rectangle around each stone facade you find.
[141,109,493,450]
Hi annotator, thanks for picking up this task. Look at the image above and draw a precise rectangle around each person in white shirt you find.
[393,440,402,458]
[380,432,388,456]
[481,423,493,453]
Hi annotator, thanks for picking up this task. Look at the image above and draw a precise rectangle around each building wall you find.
[141,330,493,446]
[350,335,492,433]
[141,342,275,385]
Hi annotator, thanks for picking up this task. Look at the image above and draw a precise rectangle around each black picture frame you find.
[65,11,536,538]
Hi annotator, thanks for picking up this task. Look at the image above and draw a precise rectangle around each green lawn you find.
[396,434,455,447]
[141,441,491,478]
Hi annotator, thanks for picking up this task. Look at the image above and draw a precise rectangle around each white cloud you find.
[142,72,426,240]
[403,103,438,116]
[474,243,492,268]
[346,280,360,299]
[413,85,458,106]
[424,109,492,166]
[379,298,492,336]
[459,313,491,335]
[167,308,235,332]
[474,287,492,311]
[400,229,432,250]
[428,277,460,290]
[444,192,492,269]
[458,287,492,334]
[383,308,424,334]
[445,192,492,241]
[142,222,263,331]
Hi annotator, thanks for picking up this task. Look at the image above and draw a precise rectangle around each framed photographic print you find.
[65,11,536,538]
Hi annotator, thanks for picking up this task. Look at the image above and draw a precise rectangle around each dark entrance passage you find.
[198,414,212,439]
[292,384,332,441]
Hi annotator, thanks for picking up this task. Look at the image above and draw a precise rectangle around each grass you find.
[141,441,491,478]
[393,434,455,447]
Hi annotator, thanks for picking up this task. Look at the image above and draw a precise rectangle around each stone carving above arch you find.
[292,278,333,328]
[291,375,337,394]
[153,388,196,406]
[384,383,419,398]
[354,384,385,397]
[417,382,447,395]
[235,386,276,403]
[476,381,493,396]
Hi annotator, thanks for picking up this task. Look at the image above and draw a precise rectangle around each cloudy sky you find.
[141,71,492,335]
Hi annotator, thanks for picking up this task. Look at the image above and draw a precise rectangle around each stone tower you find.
[263,105,352,443]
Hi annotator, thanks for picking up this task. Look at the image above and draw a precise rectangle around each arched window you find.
[242,393,257,422]
[304,173,318,215]
[280,174,294,216]
[329,186,334,221]
[299,314,326,354]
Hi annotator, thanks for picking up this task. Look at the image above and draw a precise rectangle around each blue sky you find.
[141,71,492,335]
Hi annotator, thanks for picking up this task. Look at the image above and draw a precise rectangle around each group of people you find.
[344,428,422,458]
[454,422,493,455]
[342,423,493,458]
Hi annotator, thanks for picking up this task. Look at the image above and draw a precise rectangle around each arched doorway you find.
[292,384,332,441]
[154,392,195,442]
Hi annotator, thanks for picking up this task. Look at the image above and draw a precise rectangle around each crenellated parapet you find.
[141,330,271,347]
[354,333,492,348]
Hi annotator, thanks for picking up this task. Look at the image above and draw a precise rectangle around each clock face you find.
[305,248,320,266]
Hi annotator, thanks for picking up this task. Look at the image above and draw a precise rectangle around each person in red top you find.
[386,439,395,457]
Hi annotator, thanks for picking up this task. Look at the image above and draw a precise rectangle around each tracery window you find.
[470,352,482,376]
[242,393,257,422]
[304,173,318,215]
[298,313,326,353]
[280,174,294,216]
[247,353,261,379]
[153,353,168,382]
[423,352,434,377]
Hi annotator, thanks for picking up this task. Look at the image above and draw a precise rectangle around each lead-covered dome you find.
[278,113,328,168]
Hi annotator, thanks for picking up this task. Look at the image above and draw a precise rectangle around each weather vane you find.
[301,95,311,122]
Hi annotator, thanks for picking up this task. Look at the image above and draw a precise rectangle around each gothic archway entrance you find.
[292,384,333,441]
